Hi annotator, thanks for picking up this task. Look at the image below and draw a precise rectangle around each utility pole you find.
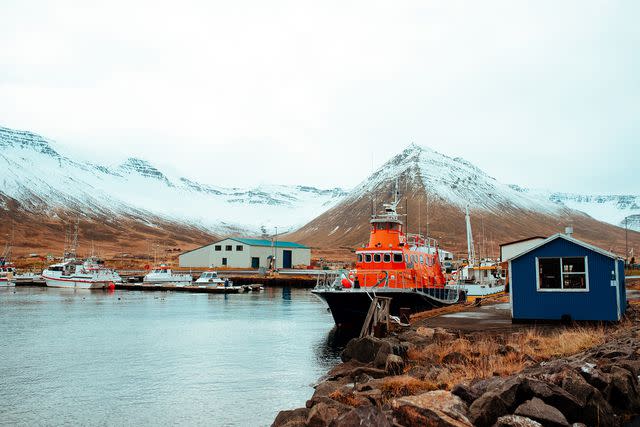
[625,216,629,265]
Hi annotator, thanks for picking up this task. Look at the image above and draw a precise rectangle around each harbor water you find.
[0,286,344,426]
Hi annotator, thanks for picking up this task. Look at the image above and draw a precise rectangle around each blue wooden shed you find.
[509,233,626,322]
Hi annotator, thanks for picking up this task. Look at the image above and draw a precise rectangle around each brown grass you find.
[406,326,607,390]
[380,376,439,399]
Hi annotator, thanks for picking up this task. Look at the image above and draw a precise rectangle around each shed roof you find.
[509,233,622,261]
[230,238,309,249]
[499,236,546,247]
[179,238,309,256]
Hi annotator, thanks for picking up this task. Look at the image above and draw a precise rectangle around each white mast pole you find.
[465,205,475,264]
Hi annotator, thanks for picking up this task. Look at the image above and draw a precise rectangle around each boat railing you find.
[405,234,439,250]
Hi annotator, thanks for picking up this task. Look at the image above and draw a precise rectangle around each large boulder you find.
[271,408,309,427]
[416,326,435,339]
[469,375,525,426]
[307,402,341,427]
[605,365,640,412]
[331,406,391,427]
[392,390,472,427]
[341,336,386,364]
[579,365,612,391]
[373,340,394,368]
[452,377,505,406]
[468,391,510,427]
[520,378,582,422]
[494,415,543,427]
[514,398,569,427]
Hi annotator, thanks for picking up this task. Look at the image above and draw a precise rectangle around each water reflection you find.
[314,326,356,367]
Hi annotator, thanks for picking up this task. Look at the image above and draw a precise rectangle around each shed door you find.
[283,250,292,269]
[251,257,260,268]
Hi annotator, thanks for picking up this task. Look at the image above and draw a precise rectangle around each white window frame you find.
[535,256,589,292]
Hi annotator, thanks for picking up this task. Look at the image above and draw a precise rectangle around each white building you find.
[178,238,311,269]
[500,236,546,261]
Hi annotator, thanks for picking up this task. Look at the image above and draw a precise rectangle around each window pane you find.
[365,254,372,263]
[562,257,585,273]
[357,254,363,263]
[383,254,391,263]
[563,274,587,289]
[393,253,403,263]
[373,254,381,262]
[236,245,243,251]
[225,245,232,251]
[539,258,561,289]
[215,245,221,251]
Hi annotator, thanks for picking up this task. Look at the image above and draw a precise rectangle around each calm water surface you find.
[0,286,345,426]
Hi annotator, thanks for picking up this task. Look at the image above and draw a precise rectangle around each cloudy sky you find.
[1,1,638,193]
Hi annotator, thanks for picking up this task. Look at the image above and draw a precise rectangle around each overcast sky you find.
[1,1,638,193]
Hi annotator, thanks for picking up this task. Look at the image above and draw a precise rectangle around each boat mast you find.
[465,205,476,264]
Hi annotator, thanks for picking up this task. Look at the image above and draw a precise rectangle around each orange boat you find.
[312,192,463,327]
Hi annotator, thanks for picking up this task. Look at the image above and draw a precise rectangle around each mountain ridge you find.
[1,124,638,258]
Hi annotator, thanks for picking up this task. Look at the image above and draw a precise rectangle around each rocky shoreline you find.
[272,304,640,427]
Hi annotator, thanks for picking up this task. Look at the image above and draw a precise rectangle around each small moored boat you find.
[143,265,192,284]
[42,256,122,289]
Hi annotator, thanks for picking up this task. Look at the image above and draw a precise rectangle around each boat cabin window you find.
[394,253,403,263]
[419,256,424,264]
[357,254,363,263]
[365,254,372,263]
[383,254,391,263]
[373,254,381,263]
[152,269,163,274]
[50,266,63,272]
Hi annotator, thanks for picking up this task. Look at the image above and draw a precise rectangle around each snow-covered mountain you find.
[0,125,347,237]
[1,126,637,256]
[342,144,640,231]
[290,144,639,254]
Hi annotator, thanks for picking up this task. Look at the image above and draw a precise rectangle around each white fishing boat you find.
[143,265,192,284]
[42,257,122,289]
[195,270,225,286]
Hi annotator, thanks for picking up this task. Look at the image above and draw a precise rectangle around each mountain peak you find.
[0,126,59,158]
[119,157,171,184]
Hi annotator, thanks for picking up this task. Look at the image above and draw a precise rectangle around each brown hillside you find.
[0,200,218,259]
